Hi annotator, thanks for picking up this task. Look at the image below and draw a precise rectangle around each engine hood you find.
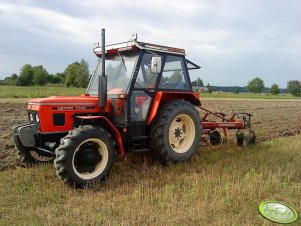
[27,95,112,133]
[28,95,99,105]
[28,95,112,113]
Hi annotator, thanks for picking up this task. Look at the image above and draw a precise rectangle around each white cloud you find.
[0,0,300,86]
[0,3,93,43]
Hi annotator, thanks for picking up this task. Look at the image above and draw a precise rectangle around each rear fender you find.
[148,91,201,125]
[75,115,125,156]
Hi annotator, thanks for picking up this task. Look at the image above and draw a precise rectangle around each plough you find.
[198,106,256,146]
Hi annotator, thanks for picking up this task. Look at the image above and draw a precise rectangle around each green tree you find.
[270,84,280,95]
[287,80,301,97]
[65,60,90,87]
[197,77,204,86]
[17,64,34,86]
[1,73,18,85]
[49,73,65,84]
[191,80,197,86]
[169,70,183,83]
[65,62,80,87]
[207,83,212,93]
[33,65,49,86]
[235,87,240,94]
[11,73,18,80]
[75,59,89,88]
[247,77,265,93]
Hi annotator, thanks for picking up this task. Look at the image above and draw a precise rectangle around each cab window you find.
[135,53,162,89]
[159,55,190,90]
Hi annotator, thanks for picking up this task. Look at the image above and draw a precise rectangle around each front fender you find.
[75,115,125,156]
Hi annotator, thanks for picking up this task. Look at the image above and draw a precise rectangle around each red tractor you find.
[14,29,255,187]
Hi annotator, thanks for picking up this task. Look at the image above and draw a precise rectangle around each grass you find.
[0,85,85,98]
[0,135,300,225]
[0,85,300,99]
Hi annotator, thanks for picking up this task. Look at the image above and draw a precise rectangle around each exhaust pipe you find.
[99,28,107,110]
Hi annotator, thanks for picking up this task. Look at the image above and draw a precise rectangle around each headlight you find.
[29,113,34,121]
[35,114,40,123]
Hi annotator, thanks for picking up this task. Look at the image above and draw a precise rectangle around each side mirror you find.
[151,57,162,74]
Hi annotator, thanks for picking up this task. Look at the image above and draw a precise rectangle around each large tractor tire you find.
[54,125,115,187]
[150,100,201,164]
[14,135,54,166]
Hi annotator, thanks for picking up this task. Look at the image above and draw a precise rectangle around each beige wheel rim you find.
[30,151,54,162]
[169,114,195,153]
[72,138,109,180]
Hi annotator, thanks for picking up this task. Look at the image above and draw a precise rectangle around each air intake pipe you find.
[99,28,107,110]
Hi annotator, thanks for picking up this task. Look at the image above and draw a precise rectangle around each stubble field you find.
[0,97,301,225]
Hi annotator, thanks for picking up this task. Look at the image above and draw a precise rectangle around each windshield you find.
[87,53,138,95]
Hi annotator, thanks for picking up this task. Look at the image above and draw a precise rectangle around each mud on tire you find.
[150,100,201,164]
[54,125,115,187]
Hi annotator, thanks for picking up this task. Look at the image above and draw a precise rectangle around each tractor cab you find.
[88,37,201,127]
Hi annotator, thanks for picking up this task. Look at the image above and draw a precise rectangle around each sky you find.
[0,0,300,88]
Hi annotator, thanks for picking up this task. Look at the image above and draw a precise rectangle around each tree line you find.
[0,59,90,88]
[245,77,301,97]
[191,77,301,97]
[1,65,300,97]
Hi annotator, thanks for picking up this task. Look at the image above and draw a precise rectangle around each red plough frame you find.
[198,106,255,146]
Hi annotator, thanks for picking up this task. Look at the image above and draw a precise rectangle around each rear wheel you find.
[54,125,115,187]
[150,100,201,164]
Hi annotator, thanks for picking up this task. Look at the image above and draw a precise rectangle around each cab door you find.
[129,52,163,123]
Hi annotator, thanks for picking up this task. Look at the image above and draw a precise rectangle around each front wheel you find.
[54,125,115,187]
[14,135,54,165]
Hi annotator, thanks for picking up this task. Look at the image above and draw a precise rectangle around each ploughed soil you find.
[1,98,300,171]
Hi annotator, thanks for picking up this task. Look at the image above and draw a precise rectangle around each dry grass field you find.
[0,136,300,225]
[0,97,301,225]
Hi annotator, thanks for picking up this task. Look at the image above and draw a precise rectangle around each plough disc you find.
[209,130,222,146]
[236,130,256,147]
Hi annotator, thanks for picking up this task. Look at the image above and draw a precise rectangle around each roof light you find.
[107,49,118,55]
[167,47,185,54]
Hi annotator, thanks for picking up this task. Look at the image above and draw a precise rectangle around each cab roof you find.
[93,36,200,70]
[93,39,185,56]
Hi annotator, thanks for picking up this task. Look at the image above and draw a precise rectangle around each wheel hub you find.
[75,146,102,173]
[169,114,195,153]
[174,127,183,138]
[72,139,108,179]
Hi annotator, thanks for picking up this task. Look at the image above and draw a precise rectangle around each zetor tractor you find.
[14,29,254,187]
